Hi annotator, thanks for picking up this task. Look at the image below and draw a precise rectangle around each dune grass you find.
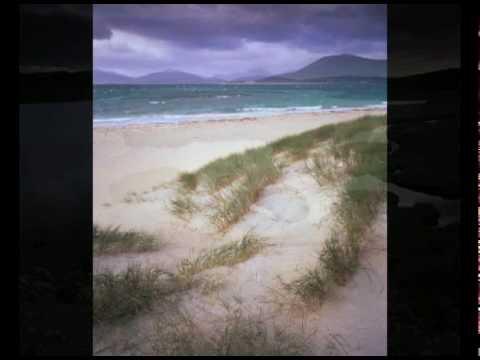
[179,172,198,191]
[150,306,309,356]
[173,147,281,231]
[209,151,280,231]
[170,190,199,219]
[305,146,344,186]
[284,267,328,303]
[180,146,279,193]
[93,265,177,324]
[93,225,160,255]
[270,123,337,160]
[177,233,266,284]
[173,115,385,232]
[286,116,386,304]
[176,122,337,192]
[94,233,266,324]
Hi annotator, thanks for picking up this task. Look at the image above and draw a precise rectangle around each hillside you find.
[260,54,386,82]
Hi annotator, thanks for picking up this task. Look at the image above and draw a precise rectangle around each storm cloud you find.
[93,4,386,78]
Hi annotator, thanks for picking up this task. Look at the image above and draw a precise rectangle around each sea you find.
[93,79,386,126]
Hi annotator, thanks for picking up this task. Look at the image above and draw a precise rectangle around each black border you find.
[387,4,463,355]
[19,4,92,355]
[17,3,480,355]
[460,7,479,356]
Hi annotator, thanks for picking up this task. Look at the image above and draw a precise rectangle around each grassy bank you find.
[93,225,160,255]
[173,115,386,232]
[93,265,176,323]
[94,233,266,324]
[177,233,266,284]
[286,116,386,304]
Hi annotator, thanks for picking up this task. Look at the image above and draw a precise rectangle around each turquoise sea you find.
[93,79,386,126]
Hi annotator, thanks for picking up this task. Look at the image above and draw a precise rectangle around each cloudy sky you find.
[93,4,386,79]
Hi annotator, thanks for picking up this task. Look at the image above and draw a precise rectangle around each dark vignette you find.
[19,4,92,355]
[387,4,463,356]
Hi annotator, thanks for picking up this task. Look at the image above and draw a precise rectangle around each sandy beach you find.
[93,108,387,356]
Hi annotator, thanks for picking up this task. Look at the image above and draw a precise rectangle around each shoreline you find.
[93,104,387,129]
[93,108,386,210]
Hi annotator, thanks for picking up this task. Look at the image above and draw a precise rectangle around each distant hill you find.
[95,55,386,84]
[93,69,133,84]
[93,69,225,84]
[133,70,222,84]
[259,54,386,82]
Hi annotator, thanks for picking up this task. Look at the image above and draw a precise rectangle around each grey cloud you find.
[93,4,386,77]
[93,4,386,51]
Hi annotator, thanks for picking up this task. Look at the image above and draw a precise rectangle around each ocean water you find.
[93,79,386,126]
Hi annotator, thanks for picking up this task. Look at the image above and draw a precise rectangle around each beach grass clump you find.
[177,146,278,193]
[305,147,344,185]
[150,306,308,356]
[173,148,280,229]
[201,146,277,192]
[93,265,176,324]
[93,225,160,255]
[336,176,385,235]
[179,172,198,191]
[199,152,248,191]
[176,233,266,284]
[284,234,359,304]
[270,123,336,160]
[210,154,280,231]
[170,190,199,219]
[284,267,328,304]
[319,233,360,286]
[270,132,316,160]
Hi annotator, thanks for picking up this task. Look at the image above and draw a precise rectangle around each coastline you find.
[93,103,387,129]
[93,108,386,209]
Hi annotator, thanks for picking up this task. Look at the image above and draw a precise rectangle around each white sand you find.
[93,108,387,356]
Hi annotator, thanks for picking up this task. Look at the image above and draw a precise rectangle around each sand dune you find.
[93,109,386,356]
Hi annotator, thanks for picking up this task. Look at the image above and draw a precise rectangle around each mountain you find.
[260,54,386,82]
[133,70,222,84]
[93,69,225,84]
[93,69,133,84]
[94,55,386,84]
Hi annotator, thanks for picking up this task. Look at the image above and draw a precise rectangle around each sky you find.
[93,4,387,79]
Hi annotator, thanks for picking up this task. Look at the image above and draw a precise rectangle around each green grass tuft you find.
[179,172,198,191]
[210,152,280,231]
[170,191,199,219]
[177,233,266,284]
[284,267,328,304]
[93,265,176,324]
[93,225,160,255]
[319,233,360,286]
